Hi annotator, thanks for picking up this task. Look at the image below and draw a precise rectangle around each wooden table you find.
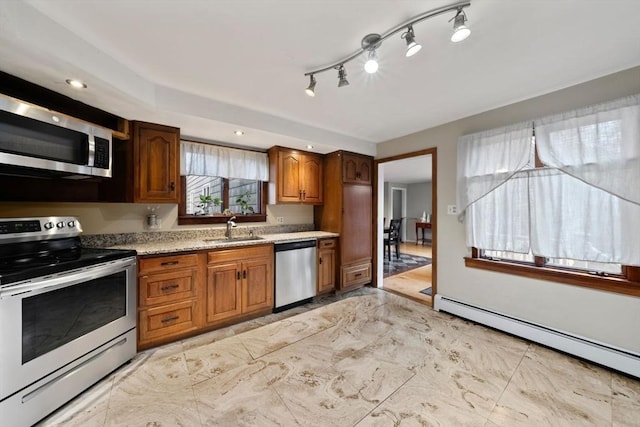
[415,221,432,245]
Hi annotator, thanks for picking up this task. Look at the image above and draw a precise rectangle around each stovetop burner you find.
[0,216,137,286]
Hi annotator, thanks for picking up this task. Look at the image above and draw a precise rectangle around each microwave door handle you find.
[0,257,135,299]
[87,134,95,167]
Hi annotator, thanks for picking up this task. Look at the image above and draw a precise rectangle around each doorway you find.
[375,149,437,307]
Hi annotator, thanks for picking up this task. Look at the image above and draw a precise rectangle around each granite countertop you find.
[106,231,339,256]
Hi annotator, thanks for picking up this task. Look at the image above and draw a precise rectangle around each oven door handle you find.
[0,257,136,299]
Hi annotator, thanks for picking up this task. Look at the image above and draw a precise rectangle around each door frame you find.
[373,148,437,308]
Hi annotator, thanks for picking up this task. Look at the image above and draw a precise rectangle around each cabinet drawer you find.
[318,238,336,249]
[139,269,197,307]
[139,253,199,274]
[138,299,199,343]
[207,245,272,264]
[342,262,372,287]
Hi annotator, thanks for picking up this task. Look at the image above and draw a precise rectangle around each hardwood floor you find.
[382,242,433,306]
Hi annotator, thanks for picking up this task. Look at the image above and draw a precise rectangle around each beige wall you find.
[377,66,640,353]
[0,202,314,235]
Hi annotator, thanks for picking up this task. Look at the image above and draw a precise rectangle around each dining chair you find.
[384,218,402,260]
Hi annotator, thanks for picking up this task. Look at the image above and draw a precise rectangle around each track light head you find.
[337,66,349,87]
[364,49,379,74]
[305,75,316,97]
[361,33,381,74]
[451,8,471,42]
[402,26,422,57]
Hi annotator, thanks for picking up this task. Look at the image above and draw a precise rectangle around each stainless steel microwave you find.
[0,94,112,178]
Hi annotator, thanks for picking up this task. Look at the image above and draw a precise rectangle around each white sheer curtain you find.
[457,93,640,266]
[531,94,640,265]
[456,122,534,218]
[456,121,534,250]
[180,141,269,181]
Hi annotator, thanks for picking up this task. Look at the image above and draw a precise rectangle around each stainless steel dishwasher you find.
[274,240,317,312]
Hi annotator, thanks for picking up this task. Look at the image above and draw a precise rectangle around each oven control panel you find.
[0,217,82,242]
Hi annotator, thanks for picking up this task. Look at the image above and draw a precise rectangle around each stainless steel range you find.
[0,216,137,427]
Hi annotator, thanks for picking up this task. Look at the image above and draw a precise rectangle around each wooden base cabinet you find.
[137,253,201,349]
[315,151,373,292]
[206,245,274,326]
[317,238,337,295]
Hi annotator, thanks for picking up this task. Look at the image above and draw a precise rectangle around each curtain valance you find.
[180,141,269,181]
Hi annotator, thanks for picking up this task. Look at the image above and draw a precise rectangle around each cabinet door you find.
[134,122,179,203]
[242,256,274,313]
[278,151,303,202]
[356,157,372,185]
[300,154,323,203]
[317,244,336,294]
[206,262,242,323]
[342,184,372,265]
[342,153,371,185]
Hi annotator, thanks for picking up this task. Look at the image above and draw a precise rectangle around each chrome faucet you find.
[225,216,237,238]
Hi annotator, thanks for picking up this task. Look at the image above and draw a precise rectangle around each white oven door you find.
[0,256,137,401]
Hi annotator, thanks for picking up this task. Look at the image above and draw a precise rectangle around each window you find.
[458,94,640,296]
[178,141,269,225]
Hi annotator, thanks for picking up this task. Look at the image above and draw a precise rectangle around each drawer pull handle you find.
[161,284,179,291]
[319,257,322,264]
[161,261,179,266]
[355,273,362,277]
[161,316,179,323]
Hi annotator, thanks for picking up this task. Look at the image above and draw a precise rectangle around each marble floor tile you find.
[487,344,614,426]
[105,386,202,426]
[194,362,299,426]
[33,287,640,427]
[184,335,253,384]
[612,372,640,427]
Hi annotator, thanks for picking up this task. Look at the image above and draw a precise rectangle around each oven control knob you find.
[67,220,76,228]
[44,221,54,230]
[56,221,65,229]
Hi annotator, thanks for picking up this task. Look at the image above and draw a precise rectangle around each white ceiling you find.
[382,155,433,184]
[1,0,639,156]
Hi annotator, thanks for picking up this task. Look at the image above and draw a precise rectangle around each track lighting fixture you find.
[303,0,471,95]
[402,26,422,57]
[337,65,349,87]
[450,8,471,42]
[305,75,316,97]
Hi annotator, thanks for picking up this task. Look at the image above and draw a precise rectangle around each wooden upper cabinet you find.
[268,146,323,204]
[133,121,180,203]
[342,153,372,185]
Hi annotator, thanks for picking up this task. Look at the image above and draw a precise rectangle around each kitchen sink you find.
[203,236,264,243]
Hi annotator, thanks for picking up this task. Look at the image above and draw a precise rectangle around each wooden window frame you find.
[178,177,267,225]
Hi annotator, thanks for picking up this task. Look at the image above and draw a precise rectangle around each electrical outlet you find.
[447,205,458,215]
[276,217,284,223]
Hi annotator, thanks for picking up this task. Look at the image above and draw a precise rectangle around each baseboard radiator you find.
[434,294,640,378]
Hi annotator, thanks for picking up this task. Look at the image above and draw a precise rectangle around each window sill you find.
[464,257,640,297]
[178,214,267,226]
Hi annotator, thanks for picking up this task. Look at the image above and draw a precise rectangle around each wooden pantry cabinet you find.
[137,253,202,349]
[315,151,373,291]
[268,146,323,204]
[317,238,337,295]
[205,245,274,325]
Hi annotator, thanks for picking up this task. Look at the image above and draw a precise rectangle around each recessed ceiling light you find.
[65,79,87,89]
[51,115,60,123]
[306,145,314,150]
[234,130,244,136]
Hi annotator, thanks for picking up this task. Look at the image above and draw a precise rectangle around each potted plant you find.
[198,194,221,215]
[235,192,255,215]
